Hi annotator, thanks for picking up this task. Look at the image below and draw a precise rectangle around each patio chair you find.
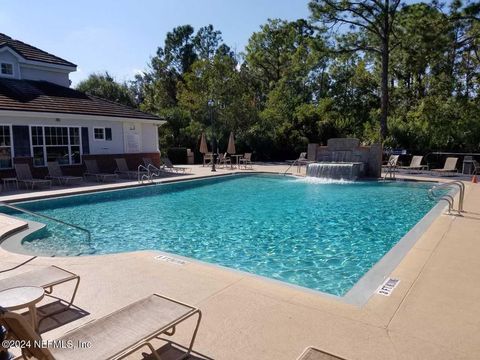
[217,153,231,168]
[382,155,399,168]
[0,293,201,360]
[203,152,213,167]
[162,157,189,173]
[0,265,80,314]
[296,346,347,360]
[14,163,52,190]
[84,159,118,182]
[398,155,428,172]
[239,153,253,169]
[431,157,458,176]
[114,158,141,179]
[143,157,158,168]
[472,160,480,175]
[46,161,83,185]
[382,155,399,179]
[296,151,310,166]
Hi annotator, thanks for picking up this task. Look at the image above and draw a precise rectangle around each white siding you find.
[88,120,124,154]
[0,51,21,79]
[0,48,72,86]
[20,65,70,87]
[141,123,159,152]
[0,114,159,156]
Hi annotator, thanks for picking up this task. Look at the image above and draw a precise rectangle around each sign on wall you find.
[123,123,142,153]
[126,133,140,153]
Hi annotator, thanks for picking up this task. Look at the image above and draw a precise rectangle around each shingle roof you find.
[0,78,162,121]
[0,33,76,67]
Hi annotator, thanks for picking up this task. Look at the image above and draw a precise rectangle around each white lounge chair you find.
[296,346,347,360]
[0,293,201,360]
[14,163,52,189]
[162,157,189,173]
[114,158,141,179]
[0,265,80,314]
[47,161,83,185]
[431,157,458,176]
[84,160,118,182]
[398,155,427,173]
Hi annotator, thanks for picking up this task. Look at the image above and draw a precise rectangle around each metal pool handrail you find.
[428,180,465,214]
[283,160,298,175]
[137,164,151,183]
[0,202,92,245]
[138,164,164,183]
[283,159,313,175]
[146,164,163,183]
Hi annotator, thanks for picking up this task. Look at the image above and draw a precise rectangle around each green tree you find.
[309,0,403,140]
[244,19,327,158]
[391,3,450,103]
[245,19,325,100]
[136,24,231,149]
[386,1,480,152]
[76,72,136,107]
[193,25,223,60]
[177,52,256,150]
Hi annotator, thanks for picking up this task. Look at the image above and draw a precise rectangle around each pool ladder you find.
[283,159,302,175]
[137,164,163,184]
[428,180,465,215]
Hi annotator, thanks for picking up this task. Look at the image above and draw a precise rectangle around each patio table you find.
[0,286,44,331]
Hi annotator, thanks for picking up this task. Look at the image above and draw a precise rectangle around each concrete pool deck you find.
[0,164,479,359]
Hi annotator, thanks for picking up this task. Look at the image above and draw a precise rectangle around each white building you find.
[0,33,164,176]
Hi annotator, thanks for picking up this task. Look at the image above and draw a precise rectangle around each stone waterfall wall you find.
[306,138,382,178]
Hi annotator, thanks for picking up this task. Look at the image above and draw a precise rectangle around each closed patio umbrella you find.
[227,132,236,154]
[199,133,208,154]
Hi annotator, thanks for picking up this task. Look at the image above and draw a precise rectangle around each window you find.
[1,63,13,76]
[31,126,81,166]
[94,127,104,140]
[0,125,12,169]
[94,127,112,141]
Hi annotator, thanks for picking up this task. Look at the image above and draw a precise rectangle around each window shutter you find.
[105,128,112,141]
[81,127,90,154]
[12,125,31,156]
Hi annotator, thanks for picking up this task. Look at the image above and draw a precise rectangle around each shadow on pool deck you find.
[37,300,89,334]
[142,342,214,360]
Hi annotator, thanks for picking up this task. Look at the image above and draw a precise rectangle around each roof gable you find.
[0,33,76,68]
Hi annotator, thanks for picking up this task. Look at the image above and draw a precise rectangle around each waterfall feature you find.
[306,162,364,181]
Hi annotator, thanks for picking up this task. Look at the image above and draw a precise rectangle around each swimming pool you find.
[2,175,440,296]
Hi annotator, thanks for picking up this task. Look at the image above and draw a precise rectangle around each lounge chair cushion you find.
[50,294,196,360]
[0,265,77,292]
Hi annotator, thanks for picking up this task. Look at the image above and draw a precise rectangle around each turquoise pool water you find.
[2,175,439,296]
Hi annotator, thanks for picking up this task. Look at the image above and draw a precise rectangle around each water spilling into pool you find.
[2,175,439,296]
[306,162,364,180]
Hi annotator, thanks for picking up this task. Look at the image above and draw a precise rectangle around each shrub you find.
[167,147,188,164]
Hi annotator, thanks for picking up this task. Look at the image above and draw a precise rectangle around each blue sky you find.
[0,0,310,86]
